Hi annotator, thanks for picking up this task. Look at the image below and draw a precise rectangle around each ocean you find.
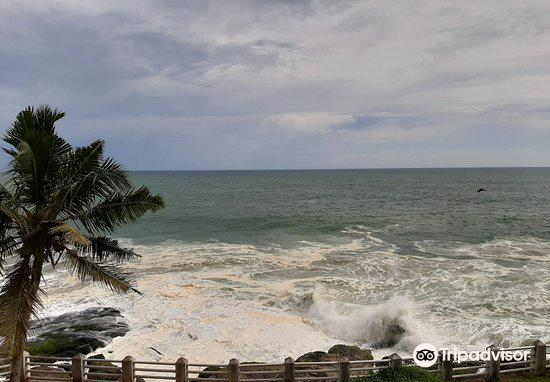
[41,168,550,362]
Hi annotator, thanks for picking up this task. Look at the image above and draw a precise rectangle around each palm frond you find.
[56,148,131,214]
[3,106,36,148]
[0,205,28,233]
[75,236,140,263]
[3,106,65,148]
[0,237,21,275]
[9,141,38,202]
[63,250,138,294]
[0,183,13,201]
[49,223,91,246]
[4,105,71,209]
[75,186,165,234]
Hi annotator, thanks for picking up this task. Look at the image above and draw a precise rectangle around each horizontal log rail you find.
[0,340,546,382]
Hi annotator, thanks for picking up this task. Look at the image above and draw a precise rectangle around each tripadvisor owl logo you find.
[413,343,438,367]
[412,343,528,368]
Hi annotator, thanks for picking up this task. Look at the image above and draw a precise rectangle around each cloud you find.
[0,0,549,169]
[262,113,354,136]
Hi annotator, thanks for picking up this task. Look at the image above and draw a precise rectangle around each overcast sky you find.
[1,1,550,170]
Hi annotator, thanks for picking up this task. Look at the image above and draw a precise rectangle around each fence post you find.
[122,356,134,382]
[176,357,188,382]
[229,359,239,382]
[533,340,547,376]
[21,351,29,382]
[389,353,402,369]
[338,356,350,382]
[439,351,453,381]
[486,345,500,382]
[284,357,295,382]
[71,354,84,382]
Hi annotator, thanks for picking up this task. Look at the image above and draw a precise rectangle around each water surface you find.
[41,168,550,361]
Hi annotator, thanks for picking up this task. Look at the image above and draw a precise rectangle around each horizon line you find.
[127,166,550,172]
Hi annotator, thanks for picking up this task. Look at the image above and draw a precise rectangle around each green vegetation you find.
[0,105,165,379]
[500,376,550,382]
[355,367,442,382]
[353,368,550,382]
[25,337,61,356]
[26,332,104,357]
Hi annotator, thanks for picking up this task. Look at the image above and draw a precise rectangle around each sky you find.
[1,0,550,170]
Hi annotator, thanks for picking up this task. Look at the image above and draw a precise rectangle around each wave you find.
[38,233,550,361]
[414,237,550,262]
[304,294,439,351]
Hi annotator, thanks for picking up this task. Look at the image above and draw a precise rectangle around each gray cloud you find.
[0,0,549,169]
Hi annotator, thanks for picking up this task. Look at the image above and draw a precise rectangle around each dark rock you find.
[371,321,406,348]
[295,345,374,379]
[520,339,539,347]
[27,307,129,357]
[325,345,373,377]
[27,366,71,380]
[296,351,328,362]
[26,333,105,357]
[199,366,225,379]
[292,354,331,380]
[86,354,121,380]
[85,354,146,382]
[327,345,373,361]
[296,345,373,363]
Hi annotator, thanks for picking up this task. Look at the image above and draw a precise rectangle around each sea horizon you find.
[127,166,550,173]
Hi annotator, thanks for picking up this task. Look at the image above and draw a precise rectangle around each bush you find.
[355,366,442,382]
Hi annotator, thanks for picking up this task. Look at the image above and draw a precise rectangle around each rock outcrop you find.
[27,307,129,357]
[296,345,373,362]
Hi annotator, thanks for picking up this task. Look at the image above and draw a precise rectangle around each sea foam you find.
[37,233,550,362]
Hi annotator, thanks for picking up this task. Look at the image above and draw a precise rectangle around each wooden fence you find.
[0,357,9,382]
[0,341,548,382]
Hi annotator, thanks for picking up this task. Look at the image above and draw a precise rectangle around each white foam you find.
[36,235,550,362]
[304,295,441,352]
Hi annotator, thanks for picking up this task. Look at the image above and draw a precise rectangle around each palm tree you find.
[0,106,165,381]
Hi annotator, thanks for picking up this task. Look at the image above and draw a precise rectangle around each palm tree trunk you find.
[9,352,24,382]
[6,244,45,382]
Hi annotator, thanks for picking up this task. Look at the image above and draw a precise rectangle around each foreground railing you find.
[444,342,548,380]
[2,340,548,382]
[22,356,391,382]
[0,357,10,382]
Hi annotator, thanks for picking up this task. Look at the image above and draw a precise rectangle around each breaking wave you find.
[305,296,436,351]
[37,230,550,361]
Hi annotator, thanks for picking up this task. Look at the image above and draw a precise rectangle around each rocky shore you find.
[27,307,129,357]
[26,307,378,381]
[27,307,383,361]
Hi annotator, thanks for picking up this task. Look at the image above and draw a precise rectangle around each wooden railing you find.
[0,341,548,382]
[430,342,549,380]
[0,357,9,382]
[22,356,390,382]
